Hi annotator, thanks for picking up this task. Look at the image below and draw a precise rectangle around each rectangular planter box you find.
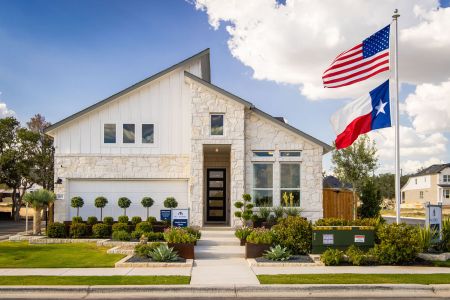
[168,243,195,259]
[245,242,271,258]
[312,226,375,254]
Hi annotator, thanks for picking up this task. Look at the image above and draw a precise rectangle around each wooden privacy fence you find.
[323,188,354,220]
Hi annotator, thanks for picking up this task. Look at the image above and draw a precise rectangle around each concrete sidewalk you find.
[0,267,191,276]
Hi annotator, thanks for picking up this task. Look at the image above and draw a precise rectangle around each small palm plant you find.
[94,196,108,220]
[118,197,132,216]
[71,196,84,217]
[149,244,179,262]
[141,197,154,219]
[23,189,56,235]
[263,245,292,261]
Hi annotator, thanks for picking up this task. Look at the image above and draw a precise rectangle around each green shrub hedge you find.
[118,215,129,224]
[321,248,344,266]
[135,222,152,233]
[272,216,312,255]
[70,223,88,238]
[92,223,111,238]
[86,216,98,225]
[112,230,131,241]
[246,228,273,244]
[131,216,142,225]
[112,222,129,232]
[47,222,66,238]
[103,216,114,225]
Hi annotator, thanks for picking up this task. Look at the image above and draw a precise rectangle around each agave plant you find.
[263,245,292,261]
[149,244,179,262]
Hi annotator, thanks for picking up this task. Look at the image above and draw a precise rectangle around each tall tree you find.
[332,135,378,219]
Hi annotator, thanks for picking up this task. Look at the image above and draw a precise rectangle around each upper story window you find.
[210,114,224,136]
[142,124,154,144]
[253,151,274,157]
[123,124,135,143]
[104,124,116,143]
[444,175,450,183]
[280,151,301,157]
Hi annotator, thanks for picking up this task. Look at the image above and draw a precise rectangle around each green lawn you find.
[258,274,450,284]
[0,276,190,285]
[0,242,125,268]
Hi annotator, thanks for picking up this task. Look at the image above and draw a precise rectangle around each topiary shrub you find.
[71,196,84,217]
[134,242,162,258]
[144,232,164,241]
[147,216,157,224]
[87,216,98,225]
[103,216,114,225]
[141,197,154,219]
[112,230,131,241]
[234,193,254,225]
[112,222,129,232]
[374,223,421,264]
[135,221,152,233]
[118,215,129,224]
[118,197,132,215]
[70,223,88,238]
[272,216,312,255]
[72,216,83,224]
[92,223,110,238]
[131,216,142,225]
[131,230,143,240]
[321,248,344,266]
[94,196,108,220]
[47,222,66,238]
[164,197,178,208]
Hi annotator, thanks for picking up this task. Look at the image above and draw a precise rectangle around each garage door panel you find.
[68,180,188,220]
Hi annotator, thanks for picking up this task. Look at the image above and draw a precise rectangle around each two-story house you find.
[44,49,332,226]
[401,163,450,206]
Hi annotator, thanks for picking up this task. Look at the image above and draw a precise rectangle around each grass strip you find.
[258,273,450,285]
[0,276,190,285]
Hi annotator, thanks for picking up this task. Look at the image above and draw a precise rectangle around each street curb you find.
[1,284,450,298]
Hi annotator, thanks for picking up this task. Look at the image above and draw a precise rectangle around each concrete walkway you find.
[190,227,259,285]
[0,267,191,276]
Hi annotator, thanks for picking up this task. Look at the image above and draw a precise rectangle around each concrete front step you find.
[200,231,235,239]
[197,238,240,247]
[195,245,244,259]
[200,226,233,231]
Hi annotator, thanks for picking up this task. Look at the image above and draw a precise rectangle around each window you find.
[280,163,301,207]
[280,151,301,157]
[415,178,417,184]
[402,192,405,203]
[444,175,450,183]
[142,124,154,144]
[253,163,273,206]
[420,191,424,199]
[253,151,274,157]
[104,124,116,143]
[444,190,450,199]
[123,124,135,143]
[210,114,224,135]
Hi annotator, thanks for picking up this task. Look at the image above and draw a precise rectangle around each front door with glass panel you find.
[206,168,226,222]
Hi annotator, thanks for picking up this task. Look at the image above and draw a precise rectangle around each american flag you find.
[323,25,390,88]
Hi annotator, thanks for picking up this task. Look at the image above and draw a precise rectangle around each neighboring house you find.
[44,49,332,226]
[401,163,450,206]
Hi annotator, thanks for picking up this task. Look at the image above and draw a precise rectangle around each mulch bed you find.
[255,255,314,263]
[125,256,186,263]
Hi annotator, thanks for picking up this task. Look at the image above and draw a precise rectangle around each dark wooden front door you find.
[206,168,226,222]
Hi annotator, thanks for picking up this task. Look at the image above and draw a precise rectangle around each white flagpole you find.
[393,9,401,224]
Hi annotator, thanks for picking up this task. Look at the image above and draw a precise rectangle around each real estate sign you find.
[172,209,189,227]
[425,202,442,243]
[160,210,171,221]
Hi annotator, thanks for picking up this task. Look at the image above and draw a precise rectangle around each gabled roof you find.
[414,163,450,176]
[184,71,333,154]
[44,48,211,134]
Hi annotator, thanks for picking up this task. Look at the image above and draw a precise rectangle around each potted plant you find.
[71,196,84,218]
[141,197,154,219]
[235,226,252,246]
[163,227,196,259]
[245,227,273,258]
[118,197,132,216]
[234,193,254,226]
[94,196,108,220]
[254,205,271,228]
[23,189,56,235]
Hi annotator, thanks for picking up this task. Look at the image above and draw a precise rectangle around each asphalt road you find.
[0,219,28,239]
[383,216,425,226]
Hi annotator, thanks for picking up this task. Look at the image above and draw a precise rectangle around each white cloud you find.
[0,93,15,118]
[403,80,450,133]
[194,0,450,100]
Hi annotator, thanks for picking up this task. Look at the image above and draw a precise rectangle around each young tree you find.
[141,197,154,219]
[118,197,131,216]
[332,135,378,219]
[23,189,55,235]
[359,178,382,218]
[94,196,108,220]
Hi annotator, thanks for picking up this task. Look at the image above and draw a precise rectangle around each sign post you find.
[425,202,442,243]
[172,209,189,227]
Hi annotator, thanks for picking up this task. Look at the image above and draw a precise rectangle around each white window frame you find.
[102,123,117,144]
[420,191,424,199]
[280,163,301,207]
[122,123,136,144]
[141,123,155,144]
[252,162,274,207]
[444,175,450,183]
[210,113,224,136]
[101,122,157,147]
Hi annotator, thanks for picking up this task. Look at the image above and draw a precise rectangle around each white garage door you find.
[68,179,188,220]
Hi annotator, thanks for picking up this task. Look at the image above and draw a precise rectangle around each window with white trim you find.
[420,191,424,199]
[280,151,301,157]
[123,124,135,143]
[142,124,154,144]
[444,175,450,183]
[444,190,450,199]
[252,163,273,207]
[280,163,301,207]
[104,124,116,143]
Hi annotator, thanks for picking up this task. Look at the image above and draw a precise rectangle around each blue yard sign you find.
[160,209,172,221]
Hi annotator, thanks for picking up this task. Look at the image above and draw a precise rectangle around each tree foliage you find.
[23,189,55,235]
[359,178,382,218]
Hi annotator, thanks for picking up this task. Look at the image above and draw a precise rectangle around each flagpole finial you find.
[392,9,400,20]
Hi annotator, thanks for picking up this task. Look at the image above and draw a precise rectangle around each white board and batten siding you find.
[53,60,202,156]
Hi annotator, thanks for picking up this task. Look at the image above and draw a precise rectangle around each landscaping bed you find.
[114,255,193,268]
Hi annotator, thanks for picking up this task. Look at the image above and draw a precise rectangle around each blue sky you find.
[1,0,449,173]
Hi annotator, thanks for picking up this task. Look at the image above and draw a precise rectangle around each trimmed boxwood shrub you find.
[163,197,178,208]
[112,222,129,232]
[272,216,312,255]
[131,216,142,225]
[374,223,421,264]
[118,215,129,224]
[144,232,164,241]
[135,221,152,233]
[72,216,83,223]
[47,222,66,238]
[70,223,88,238]
[103,216,114,225]
[147,216,157,224]
[92,223,111,238]
[87,216,98,225]
[131,231,143,240]
[112,230,131,241]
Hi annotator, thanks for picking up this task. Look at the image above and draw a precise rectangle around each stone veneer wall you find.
[53,154,190,222]
[245,111,324,221]
[186,77,245,227]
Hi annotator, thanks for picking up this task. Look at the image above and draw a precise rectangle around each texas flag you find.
[330,80,391,149]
